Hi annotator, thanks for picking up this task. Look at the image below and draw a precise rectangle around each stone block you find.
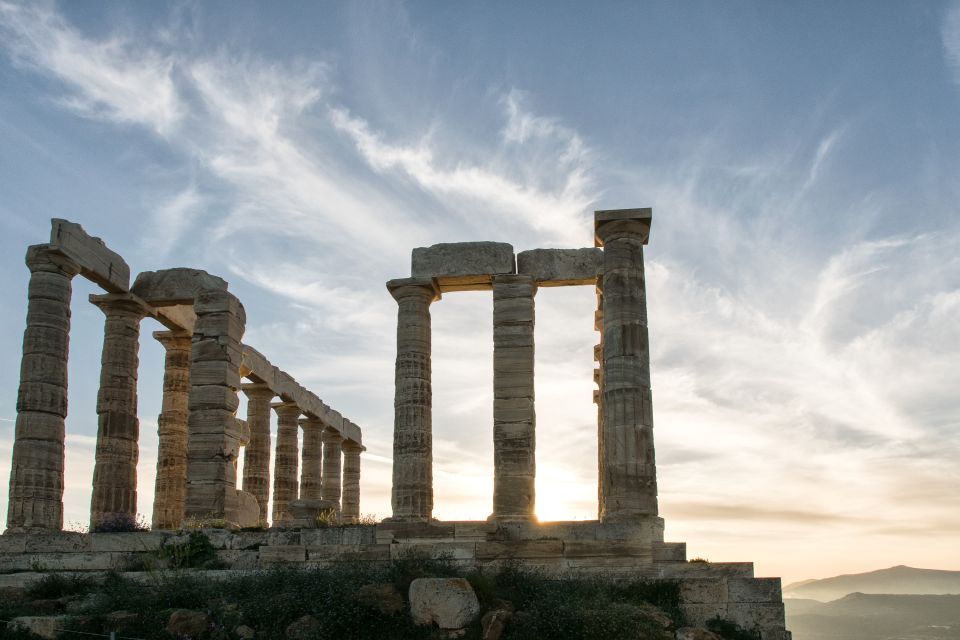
[726,602,787,633]
[680,603,729,627]
[236,491,260,528]
[517,248,603,286]
[409,577,480,630]
[392,541,477,561]
[50,219,129,292]
[412,242,515,290]
[475,540,563,560]
[562,541,651,558]
[300,528,343,546]
[188,385,240,412]
[594,208,652,246]
[131,268,227,305]
[89,532,168,552]
[23,533,90,553]
[259,545,306,563]
[661,561,755,578]
[376,521,456,543]
[727,577,783,603]
[679,578,728,604]
[0,536,28,554]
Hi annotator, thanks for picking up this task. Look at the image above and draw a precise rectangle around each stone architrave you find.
[89,295,147,529]
[341,440,363,524]
[271,402,301,525]
[320,427,344,510]
[6,245,80,532]
[595,208,658,521]
[491,274,537,522]
[299,417,324,501]
[387,278,440,521]
[241,383,274,525]
[151,331,192,529]
[184,290,246,525]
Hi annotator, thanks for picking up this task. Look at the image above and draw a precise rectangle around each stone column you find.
[594,289,605,518]
[299,417,324,501]
[184,290,246,525]
[89,295,146,530]
[595,208,658,522]
[271,402,301,525]
[6,245,80,532]
[491,274,537,521]
[152,331,191,530]
[321,427,344,510]
[241,383,274,525]
[387,278,440,522]
[341,440,363,524]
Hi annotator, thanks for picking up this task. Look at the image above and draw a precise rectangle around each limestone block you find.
[653,542,687,562]
[131,268,227,305]
[259,545,306,563]
[727,577,783,603]
[300,528,343,546]
[50,218,129,292]
[475,540,563,560]
[409,577,480,630]
[726,602,787,634]
[6,616,68,640]
[562,541,651,558]
[88,532,167,552]
[679,578,728,604]
[454,521,497,540]
[411,241,515,291]
[680,603,729,627]
[23,533,90,553]
[391,541,477,561]
[340,526,377,545]
[594,208,652,246]
[516,248,603,286]
[236,491,260,529]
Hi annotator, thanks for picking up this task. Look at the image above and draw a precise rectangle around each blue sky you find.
[1,1,958,585]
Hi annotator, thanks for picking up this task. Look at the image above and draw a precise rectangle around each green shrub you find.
[91,512,149,533]
[26,573,95,600]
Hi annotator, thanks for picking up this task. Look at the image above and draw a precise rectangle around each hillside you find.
[784,566,960,601]
[785,593,960,640]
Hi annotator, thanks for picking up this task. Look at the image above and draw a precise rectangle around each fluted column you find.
[594,289,605,517]
[6,245,80,532]
[152,331,191,529]
[271,402,301,525]
[321,427,344,510]
[387,278,440,522]
[241,383,274,525]
[89,295,146,529]
[596,208,658,522]
[341,440,363,524]
[299,417,324,501]
[491,274,537,521]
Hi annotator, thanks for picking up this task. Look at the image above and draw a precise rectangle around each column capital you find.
[90,293,148,319]
[153,330,191,350]
[25,244,80,277]
[387,277,441,303]
[271,401,301,421]
[342,439,365,454]
[242,383,276,402]
[321,426,344,445]
[594,208,652,247]
[299,416,325,430]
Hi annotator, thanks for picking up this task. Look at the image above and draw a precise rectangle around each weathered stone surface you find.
[596,208,658,522]
[675,628,724,640]
[388,278,439,522]
[152,332,191,530]
[6,616,67,639]
[320,427,343,510]
[412,242,515,291]
[241,384,274,525]
[131,268,227,305]
[271,402,301,526]
[166,609,209,638]
[481,608,512,640]
[236,491,260,529]
[299,418,323,501]
[288,499,338,528]
[341,441,363,523]
[409,577,480,629]
[51,218,129,292]
[285,615,320,640]
[355,582,404,615]
[516,248,603,286]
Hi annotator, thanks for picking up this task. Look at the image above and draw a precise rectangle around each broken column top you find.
[594,208,652,247]
[50,218,130,292]
[131,268,228,305]
[411,241,515,292]
[516,248,603,287]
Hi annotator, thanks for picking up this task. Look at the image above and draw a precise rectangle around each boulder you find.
[285,615,321,640]
[236,490,260,529]
[166,609,209,638]
[409,577,480,630]
[675,629,724,640]
[234,625,255,639]
[481,608,512,640]
[355,583,404,615]
[6,616,67,640]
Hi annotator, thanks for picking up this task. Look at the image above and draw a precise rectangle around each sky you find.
[0,1,958,586]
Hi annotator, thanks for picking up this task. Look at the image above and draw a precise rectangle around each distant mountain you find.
[784,565,960,602]
[785,593,960,640]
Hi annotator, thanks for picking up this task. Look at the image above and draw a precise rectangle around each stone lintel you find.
[50,218,130,292]
[131,268,228,305]
[594,208,652,247]
[516,248,603,286]
[88,292,150,316]
[411,242,515,292]
[155,304,196,333]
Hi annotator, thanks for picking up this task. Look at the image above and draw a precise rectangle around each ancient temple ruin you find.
[5,219,364,532]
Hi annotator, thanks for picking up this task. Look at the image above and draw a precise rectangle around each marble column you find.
[271,402,301,525]
[320,427,344,510]
[595,208,658,522]
[6,245,80,532]
[299,417,324,501]
[387,278,440,522]
[491,274,537,521]
[89,295,146,530]
[152,331,192,530]
[594,288,605,518]
[341,440,363,524]
[241,383,274,525]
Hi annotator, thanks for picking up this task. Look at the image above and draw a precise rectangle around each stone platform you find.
[0,520,790,639]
